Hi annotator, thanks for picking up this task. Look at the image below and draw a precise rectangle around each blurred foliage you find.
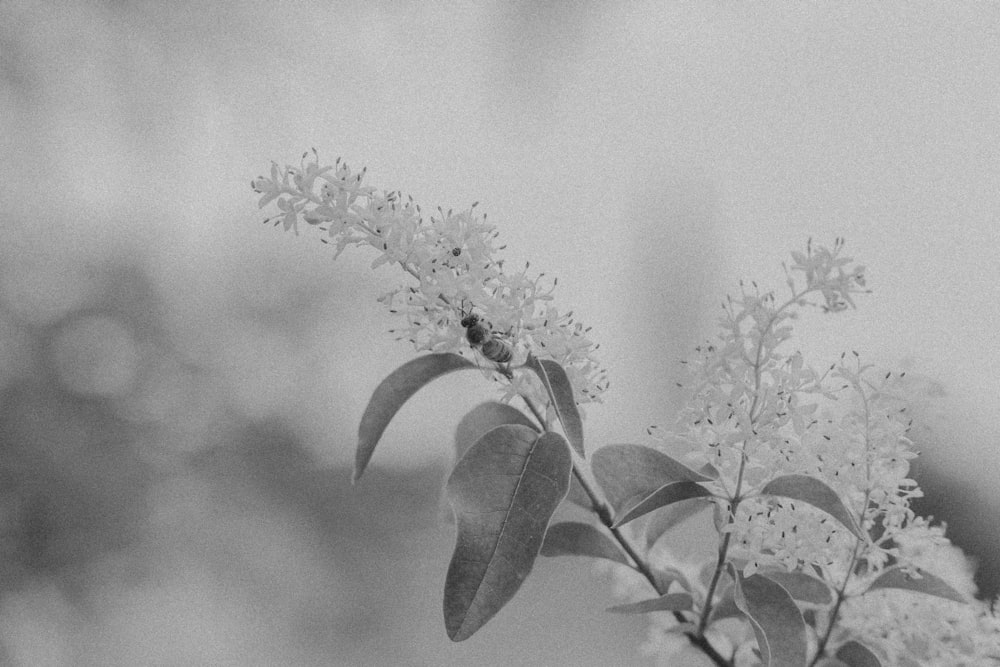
[911,468,1000,601]
[0,256,436,664]
[0,258,642,665]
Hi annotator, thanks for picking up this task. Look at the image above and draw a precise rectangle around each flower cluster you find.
[838,554,1000,666]
[671,241,872,575]
[252,151,608,411]
[632,241,1000,665]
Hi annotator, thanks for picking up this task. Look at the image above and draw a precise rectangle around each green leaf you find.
[523,355,584,456]
[760,474,865,541]
[759,570,833,605]
[652,566,691,593]
[611,481,712,528]
[540,521,630,566]
[444,427,572,641]
[454,401,539,462]
[439,402,543,524]
[606,592,693,614]
[835,640,883,667]
[451,403,592,509]
[731,565,808,667]
[865,566,966,604]
[707,588,742,623]
[698,462,721,479]
[645,497,711,549]
[455,401,594,510]
[355,353,477,482]
[592,444,715,518]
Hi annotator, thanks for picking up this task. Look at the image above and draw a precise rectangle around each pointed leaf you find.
[444,427,572,641]
[355,353,477,482]
[449,403,592,509]
[652,566,692,593]
[835,640,883,667]
[731,565,808,667]
[540,521,630,566]
[524,355,584,456]
[761,474,865,541]
[645,497,711,549]
[606,592,693,614]
[454,402,539,461]
[698,462,721,479]
[439,403,543,524]
[759,570,833,605]
[865,566,966,604]
[707,588,743,623]
[612,481,712,528]
[592,444,715,516]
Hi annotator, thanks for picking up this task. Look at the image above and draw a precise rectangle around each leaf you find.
[760,474,865,541]
[523,355,584,456]
[452,401,586,509]
[606,592,693,614]
[698,462,721,479]
[454,402,539,462]
[355,353,477,482]
[707,588,743,623]
[835,640,883,667]
[540,522,630,566]
[759,570,833,605]
[439,403,543,524]
[592,444,715,517]
[652,566,691,593]
[731,565,808,667]
[865,566,966,604]
[444,427,572,641]
[645,497,711,549]
[611,481,712,528]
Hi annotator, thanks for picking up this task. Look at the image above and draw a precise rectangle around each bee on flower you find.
[252,151,608,410]
[460,310,514,364]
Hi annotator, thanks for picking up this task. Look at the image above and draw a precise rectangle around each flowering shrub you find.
[252,151,1000,666]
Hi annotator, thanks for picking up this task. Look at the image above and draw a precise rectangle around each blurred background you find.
[1,2,999,665]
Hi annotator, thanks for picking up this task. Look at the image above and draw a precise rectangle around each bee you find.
[460,311,514,364]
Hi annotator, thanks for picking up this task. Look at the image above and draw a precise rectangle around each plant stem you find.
[809,561,853,666]
[695,290,801,640]
[520,394,549,431]
[810,366,873,665]
[698,526,734,637]
[570,464,731,666]
[518,393,731,667]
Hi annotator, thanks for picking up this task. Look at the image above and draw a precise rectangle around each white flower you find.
[630,242,994,664]
[253,151,608,410]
